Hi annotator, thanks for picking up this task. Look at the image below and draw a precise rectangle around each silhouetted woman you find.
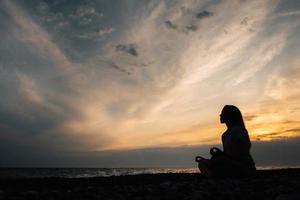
[195,105,256,178]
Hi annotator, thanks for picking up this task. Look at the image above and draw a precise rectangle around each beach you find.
[0,168,300,200]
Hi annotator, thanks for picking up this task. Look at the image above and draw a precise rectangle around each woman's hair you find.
[222,105,245,128]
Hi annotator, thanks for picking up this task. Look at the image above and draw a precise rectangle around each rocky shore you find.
[0,168,300,200]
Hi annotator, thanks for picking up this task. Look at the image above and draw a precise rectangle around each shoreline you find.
[1,166,299,179]
[1,168,300,199]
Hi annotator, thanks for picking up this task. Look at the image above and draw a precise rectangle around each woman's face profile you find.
[219,108,227,124]
[220,111,225,124]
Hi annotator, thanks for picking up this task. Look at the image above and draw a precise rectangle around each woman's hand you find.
[210,147,222,156]
[195,156,205,162]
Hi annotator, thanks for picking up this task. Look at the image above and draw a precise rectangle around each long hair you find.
[222,105,246,129]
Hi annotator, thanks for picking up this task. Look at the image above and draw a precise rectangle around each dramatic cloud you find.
[0,0,300,167]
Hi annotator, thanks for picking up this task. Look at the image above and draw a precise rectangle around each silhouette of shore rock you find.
[0,168,300,200]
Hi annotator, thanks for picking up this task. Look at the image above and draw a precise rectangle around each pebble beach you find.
[1,168,300,200]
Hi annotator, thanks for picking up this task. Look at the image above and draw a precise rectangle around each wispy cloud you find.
[164,20,178,30]
[196,10,213,19]
[16,72,63,115]
[244,57,300,141]
[0,0,118,152]
[277,10,300,17]
[0,0,299,159]
[116,44,138,56]
[76,27,115,40]
[2,0,72,71]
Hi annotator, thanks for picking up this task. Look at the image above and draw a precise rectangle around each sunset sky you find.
[1,0,300,167]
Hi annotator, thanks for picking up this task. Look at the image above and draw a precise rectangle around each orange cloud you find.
[244,61,300,141]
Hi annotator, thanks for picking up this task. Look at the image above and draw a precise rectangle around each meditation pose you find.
[195,105,256,178]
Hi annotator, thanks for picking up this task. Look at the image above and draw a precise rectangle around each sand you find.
[0,168,300,200]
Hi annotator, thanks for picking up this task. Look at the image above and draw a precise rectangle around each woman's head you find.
[220,105,245,128]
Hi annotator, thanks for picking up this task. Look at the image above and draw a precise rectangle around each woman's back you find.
[222,126,251,159]
[221,126,255,172]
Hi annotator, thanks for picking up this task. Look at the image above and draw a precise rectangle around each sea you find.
[0,166,297,179]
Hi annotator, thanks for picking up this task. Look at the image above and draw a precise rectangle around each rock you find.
[159,181,171,189]
[275,193,300,200]
[24,190,39,195]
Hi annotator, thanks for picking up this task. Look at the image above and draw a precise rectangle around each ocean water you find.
[0,168,199,179]
[0,166,297,179]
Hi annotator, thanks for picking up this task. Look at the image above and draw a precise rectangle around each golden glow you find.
[2,0,300,153]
